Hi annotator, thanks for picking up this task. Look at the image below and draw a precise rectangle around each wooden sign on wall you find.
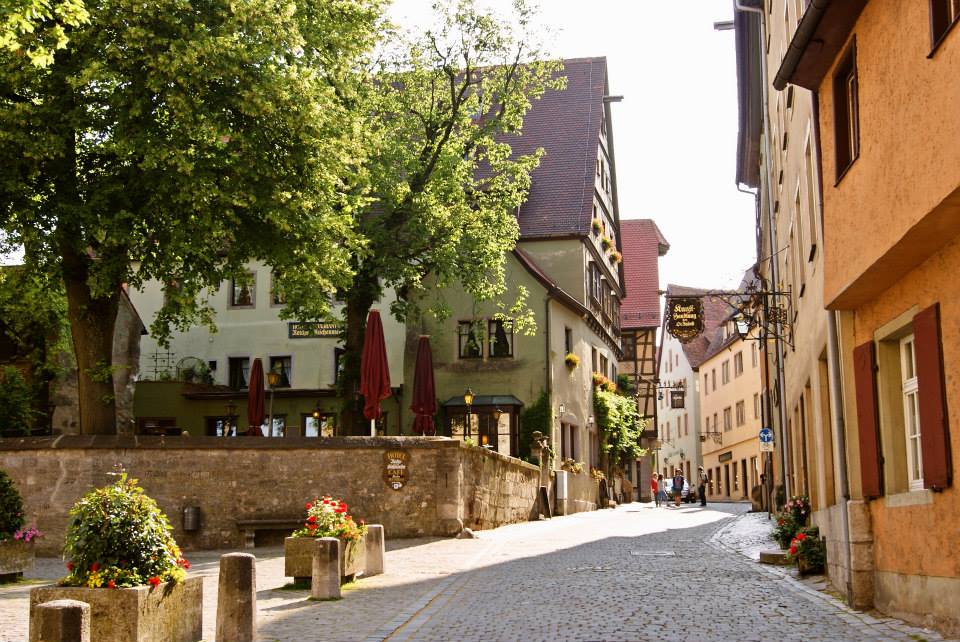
[384,450,409,491]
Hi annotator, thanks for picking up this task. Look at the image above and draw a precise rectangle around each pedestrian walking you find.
[672,470,684,507]
[698,466,708,506]
[657,474,667,506]
[651,473,660,507]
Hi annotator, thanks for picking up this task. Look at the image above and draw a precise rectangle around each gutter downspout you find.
[736,0,793,500]
[811,90,854,606]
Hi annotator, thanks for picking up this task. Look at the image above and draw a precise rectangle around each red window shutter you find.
[854,341,883,498]
[914,303,952,490]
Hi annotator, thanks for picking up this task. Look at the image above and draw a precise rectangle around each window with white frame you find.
[721,360,730,385]
[723,407,732,431]
[734,352,743,377]
[230,272,256,308]
[488,319,514,358]
[736,400,746,427]
[753,393,761,419]
[900,335,923,490]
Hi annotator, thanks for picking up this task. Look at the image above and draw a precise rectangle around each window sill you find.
[884,488,933,508]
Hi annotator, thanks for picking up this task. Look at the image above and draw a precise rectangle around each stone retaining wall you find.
[0,436,540,554]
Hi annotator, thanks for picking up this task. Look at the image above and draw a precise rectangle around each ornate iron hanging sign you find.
[666,297,704,343]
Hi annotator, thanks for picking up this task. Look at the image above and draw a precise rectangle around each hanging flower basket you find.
[591,218,603,234]
[564,353,580,369]
[600,236,613,251]
[609,250,622,264]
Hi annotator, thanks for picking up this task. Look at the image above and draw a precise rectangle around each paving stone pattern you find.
[2,503,953,641]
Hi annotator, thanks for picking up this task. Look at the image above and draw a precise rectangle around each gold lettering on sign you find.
[383,450,409,491]
[666,297,704,344]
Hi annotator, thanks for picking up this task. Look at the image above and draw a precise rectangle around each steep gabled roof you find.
[507,57,608,239]
[619,219,669,330]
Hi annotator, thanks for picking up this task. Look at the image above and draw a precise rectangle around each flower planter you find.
[0,538,35,579]
[29,576,202,642]
[797,558,824,577]
[284,535,364,584]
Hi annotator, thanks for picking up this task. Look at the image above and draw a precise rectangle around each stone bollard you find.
[31,599,90,642]
[216,553,257,642]
[311,537,341,600]
[364,525,385,577]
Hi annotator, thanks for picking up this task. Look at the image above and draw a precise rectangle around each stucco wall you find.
[818,0,960,306]
[0,436,540,555]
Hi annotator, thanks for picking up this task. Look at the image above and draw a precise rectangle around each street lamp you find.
[463,387,474,440]
[266,366,281,437]
[224,401,237,437]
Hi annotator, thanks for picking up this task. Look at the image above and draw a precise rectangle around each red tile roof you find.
[505,57,609,239]
[619,219,669,330]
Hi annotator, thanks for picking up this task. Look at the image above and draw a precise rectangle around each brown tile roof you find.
[505,57,609,239]
[619,219,669,330]
[663,284,732,369]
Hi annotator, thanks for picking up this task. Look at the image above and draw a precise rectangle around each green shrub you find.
[519,391,549,461]
[0,468,25,542]
[61,474,188,588]
[0,366,42,435]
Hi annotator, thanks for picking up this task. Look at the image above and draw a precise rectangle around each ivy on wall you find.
[519,390,549,463]
[593,387,647,466]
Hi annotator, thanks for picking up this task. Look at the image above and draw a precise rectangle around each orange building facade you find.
[774,0,960,635]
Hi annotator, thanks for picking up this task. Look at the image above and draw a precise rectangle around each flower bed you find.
[30,474,200,641]
[285,496,368,583]
[785,526,825,576]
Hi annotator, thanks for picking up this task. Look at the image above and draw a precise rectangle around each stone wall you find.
[0,436,540,555]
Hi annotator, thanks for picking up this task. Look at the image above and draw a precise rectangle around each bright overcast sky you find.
[389,0,758,291]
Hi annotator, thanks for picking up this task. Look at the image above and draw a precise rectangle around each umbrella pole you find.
[370,419,376,437]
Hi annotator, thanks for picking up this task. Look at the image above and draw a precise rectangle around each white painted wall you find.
[656,332,701,476]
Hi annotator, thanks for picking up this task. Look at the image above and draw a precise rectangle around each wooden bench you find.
[235,518,303,549]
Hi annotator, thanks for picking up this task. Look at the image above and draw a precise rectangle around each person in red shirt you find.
[651,473,660,507]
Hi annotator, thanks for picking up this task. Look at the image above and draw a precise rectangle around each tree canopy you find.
[0,0,384,432]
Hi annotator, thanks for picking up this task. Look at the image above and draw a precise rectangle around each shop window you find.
[303,414,335,437]
[260,415,285,438]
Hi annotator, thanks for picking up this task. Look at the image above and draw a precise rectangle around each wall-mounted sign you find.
[669,389,686,409]
[666,297,704,343]
[383,450,409,491]
[718,451,733,463]
[288,322,343,339]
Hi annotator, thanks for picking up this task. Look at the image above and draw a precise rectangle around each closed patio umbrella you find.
[247,358,265,436]
[410,336,437,435]
[360,310,391,437]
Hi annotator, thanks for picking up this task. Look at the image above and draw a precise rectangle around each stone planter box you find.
[0,539,35,579]
[285,536,364,583]
[29,576,202,642]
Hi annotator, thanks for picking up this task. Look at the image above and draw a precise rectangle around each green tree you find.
[0,0,383,433]
[0,0,89,67]
[288,0,562,431]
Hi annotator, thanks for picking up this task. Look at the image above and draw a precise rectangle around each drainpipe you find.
[735,0,792,500]
[810,90,855,605]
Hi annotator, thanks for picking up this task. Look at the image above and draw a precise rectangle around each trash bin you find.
[183,506,201,532]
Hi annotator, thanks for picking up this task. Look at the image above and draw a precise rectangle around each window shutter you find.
[853,341,883,498]
[914,303,952,490]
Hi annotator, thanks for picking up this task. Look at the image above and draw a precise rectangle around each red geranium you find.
[789,546,797,555]
[90,562,100,572]
[148,576,161,588]
[796,533,806,541]
[308,515,317,524]
[306,503,312,510]
[107,580,116,589]
[66,562,74,572]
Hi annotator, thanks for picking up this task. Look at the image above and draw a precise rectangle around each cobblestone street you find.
[2,503,953,641]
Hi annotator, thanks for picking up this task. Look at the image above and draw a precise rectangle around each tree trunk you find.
[61,247,120,435]
[338,269,380,436]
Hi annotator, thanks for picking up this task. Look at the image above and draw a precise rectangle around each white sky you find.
[389,0,758,291]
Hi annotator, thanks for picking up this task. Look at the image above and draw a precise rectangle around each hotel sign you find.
[666,297,704,343]
[288,322,343,339]
[383,450,410,491]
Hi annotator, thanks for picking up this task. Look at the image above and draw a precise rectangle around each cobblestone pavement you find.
[2,502,954,641]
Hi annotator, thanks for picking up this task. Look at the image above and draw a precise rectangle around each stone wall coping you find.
[0,436,539,471]
[0,435,457,451]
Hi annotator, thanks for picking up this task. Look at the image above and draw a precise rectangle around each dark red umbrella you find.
[410,336,437,435]
[360,310,391,436]
[246,358,265,436]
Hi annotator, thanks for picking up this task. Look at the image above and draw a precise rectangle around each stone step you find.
[759,550,792,566]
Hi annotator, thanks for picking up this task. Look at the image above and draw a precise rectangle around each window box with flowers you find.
[609,250,622,265]
[600,236,613,251]
[564,353,580,369]
[591,218,603,234]
[29,474,201,642]
[285,496,369,584]
[0,469,41,581]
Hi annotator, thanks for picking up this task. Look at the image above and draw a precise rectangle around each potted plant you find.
[564,353,580,369]
[784,494,811,527]
[609,250,622,264]
[600,235,613,251]
[285,496,368,584]
[0,468,40,581]
[785,526,825,575]
[29,474,201,641]
[591,218,602,234]
[771,511,799,549]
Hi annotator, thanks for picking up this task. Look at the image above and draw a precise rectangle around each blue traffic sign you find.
[759,427,774,443]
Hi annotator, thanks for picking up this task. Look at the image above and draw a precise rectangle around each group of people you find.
[650,466,709,507]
